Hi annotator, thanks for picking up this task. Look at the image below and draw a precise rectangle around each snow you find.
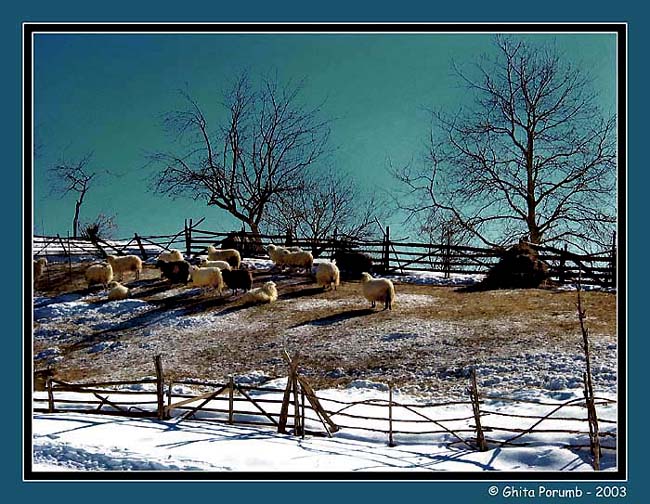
[29,259,619,474]
[31,384,617,473]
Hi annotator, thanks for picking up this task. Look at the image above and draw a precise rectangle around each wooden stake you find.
[47,377,54,413]
[388,384,396,447]
[470,369,488,451]
[154,355,165,420]
[228,376,234,425]
[134,233,148,260]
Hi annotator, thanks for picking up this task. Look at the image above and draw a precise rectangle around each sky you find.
[32,30,617,239]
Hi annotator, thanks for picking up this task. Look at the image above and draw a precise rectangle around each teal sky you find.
[33,32,617,239]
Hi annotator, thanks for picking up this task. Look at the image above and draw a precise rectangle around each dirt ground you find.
[32,262,618,397]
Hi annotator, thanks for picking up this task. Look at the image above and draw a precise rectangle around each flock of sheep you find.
[33,243,396,310]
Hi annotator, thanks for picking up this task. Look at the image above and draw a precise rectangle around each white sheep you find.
[85,263,114,288]
[34,257,48,279]
[189,265,224,292]
[284,250,313,271]
[107,255,143,281]
[107,281,129,301]
[156,249,184,263]
[315,261,340,290]
[267,244,313,271]
[207,246,241,268]
[267,244,290,266]
[241,281,278,304]
[360,272,395,310]
[199,259,232,271]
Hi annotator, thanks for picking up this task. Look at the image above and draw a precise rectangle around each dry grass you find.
[32,262,618,395]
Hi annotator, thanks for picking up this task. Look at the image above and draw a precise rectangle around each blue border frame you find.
[6,1,641,502]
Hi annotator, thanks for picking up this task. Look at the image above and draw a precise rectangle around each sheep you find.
[221,268,253,294]
[34,257,48,279]
[360,272,395,310]
[207,246,241,268]
[333,250,374,279]
[267,244,313,272]
[267,244,290,265]
[199,259,232,271]
[189,265,224,292]
[156,249,184,263]
[85,263,114,288]
[315,261,340,290]
[107,281,129,301]
[156,260,191,284]
[106,255,143,281]
[241,281,277,304]
[283,250,313,272]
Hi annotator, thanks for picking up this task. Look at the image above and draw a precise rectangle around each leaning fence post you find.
[154,355,165,420]
[134,233,148,260]
[388,383,396,447]
[469,369,488,451]
[301,388,306,440]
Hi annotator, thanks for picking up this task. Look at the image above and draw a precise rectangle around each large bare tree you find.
[150,73,331,238]
[392,36,616,252]
[48,152,97,238]
[265,170,382,254]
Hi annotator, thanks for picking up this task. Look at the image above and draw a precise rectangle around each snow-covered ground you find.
[31,378,617,473]
[30,257,618,474]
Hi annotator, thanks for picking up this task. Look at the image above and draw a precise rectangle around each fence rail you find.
[32,219,617,287]
[34,355,617,470]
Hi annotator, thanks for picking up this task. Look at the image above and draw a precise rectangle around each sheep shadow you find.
[278,286,326,300]
[295,308,376,327]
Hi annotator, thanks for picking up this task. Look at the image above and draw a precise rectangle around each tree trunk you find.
[72,198,82,238]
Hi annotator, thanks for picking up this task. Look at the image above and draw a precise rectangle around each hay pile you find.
[478,242,549,290]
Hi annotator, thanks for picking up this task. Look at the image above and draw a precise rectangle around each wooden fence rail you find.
[33,221,617,287]
[34,357,617,471]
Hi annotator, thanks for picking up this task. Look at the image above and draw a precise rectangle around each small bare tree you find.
[150,72,331,240]
[48,152,97,238]
[265,171,382,254]
[79,213,117,241]
[392,36,616,252]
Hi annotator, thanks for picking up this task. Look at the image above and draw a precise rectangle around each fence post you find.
[577,286,601,470]
[383,225,391,274]
[610,231,617,288]
[301,388,306,440]
[388,383,396,447]
[444,228,452,279]
[134,233,148,260]
[47,377,54,413]
[184,219,192,257]
[167,380,173,416]
[469,369,488,451]
[292,372,302,437]
[228,375,234,425]
[559,244,568,283]
[154,355,165,420]
[331,228,338,260]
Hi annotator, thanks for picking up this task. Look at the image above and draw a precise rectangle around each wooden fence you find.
[183,222,616,287]
[32,219,617,287]
[33,355,616,470]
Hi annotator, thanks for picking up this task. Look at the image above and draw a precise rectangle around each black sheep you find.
[332,250,374,280]
[221,268,253,294]
[156,260,191,284]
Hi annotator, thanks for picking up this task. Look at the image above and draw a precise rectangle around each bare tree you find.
[150,72,331,239]
[48,152,97,238]
[392,36,616,252]
[79,213,117,241]
[265,171,382,254]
